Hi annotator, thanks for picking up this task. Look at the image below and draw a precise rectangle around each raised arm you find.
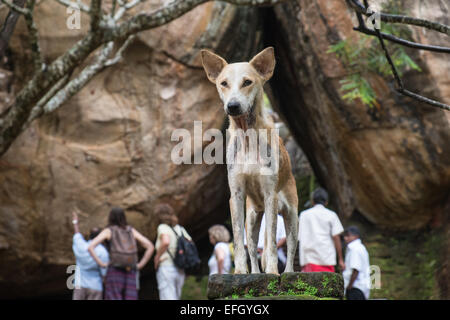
[132,228,155,270]
[88,228,111,268]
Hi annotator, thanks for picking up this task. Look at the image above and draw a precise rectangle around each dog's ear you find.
[201,50,228,84]
[249,47,276,81]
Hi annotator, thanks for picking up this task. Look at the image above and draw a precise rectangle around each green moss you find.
[295,278,319,296]
[267,278,279,295]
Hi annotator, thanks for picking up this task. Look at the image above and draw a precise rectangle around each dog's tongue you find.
[235,115,248,131]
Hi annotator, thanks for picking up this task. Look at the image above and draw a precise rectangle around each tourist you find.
[298,187,345,272]
[71,209,109,300]
[208,224,232,275]
[154,203,193,300]
[88,207,154,300]
[343,226,371,300]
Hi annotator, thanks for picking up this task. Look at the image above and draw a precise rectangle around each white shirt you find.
[258,214,287,263]
[244,214,287,263]
[343,238,371,299]
[72,233,109,292]
[298,204,344,266]
[208,242,232,275]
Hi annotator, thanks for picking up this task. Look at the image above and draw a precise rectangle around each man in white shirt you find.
[343,226,371,300]
[72,210,109,300]
[298,188,345,272]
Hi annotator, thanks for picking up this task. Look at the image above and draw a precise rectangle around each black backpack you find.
[168,226,201,271]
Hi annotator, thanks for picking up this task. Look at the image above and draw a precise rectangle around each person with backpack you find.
[154,203,198,300]
[88,207,155,300]
[208,225,232,275]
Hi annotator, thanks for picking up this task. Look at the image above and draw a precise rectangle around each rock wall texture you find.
[266,0,450,229]
[0,0,449,298]
[0,1,264,298]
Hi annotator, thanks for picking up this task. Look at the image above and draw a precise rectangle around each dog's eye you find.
[242,79,253,87]
[220,81,228,87]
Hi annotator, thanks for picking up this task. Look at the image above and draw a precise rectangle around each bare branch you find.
[90,0,103,30]
[353,26,450,54]
[104,35,135,66]
[54,0,90,12]
[362,0,450,111]
[0,0,28,15]
[109,0,289,40]
[0,0,26,58]
[348,0,450,36]
[24,0,43,71]
[26,35,135,125]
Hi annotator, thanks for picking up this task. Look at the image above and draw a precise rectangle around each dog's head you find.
[200,47,275,118]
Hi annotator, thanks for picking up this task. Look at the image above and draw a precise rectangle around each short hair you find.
[155,203,178,227]
[208,225,231,243]
[89,227,102,240]
[312,187,329,205]
[108,207,128,228]
[345,226,361,238]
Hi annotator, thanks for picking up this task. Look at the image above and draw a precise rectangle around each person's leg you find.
[72,288,86,300]
[104,267,125,300]
[124,270,138,300]
[85,288,103,300]
[156,265,178,300]
[175,268,186,300]
[346,288,366,300]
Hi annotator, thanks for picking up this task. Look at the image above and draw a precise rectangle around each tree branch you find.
[359,0,450,111]
[55,0,90,12]
[90,0,102,30]
[0,0,26,59]
[109,0,289,40]
[24,0,43,71]
[348,0,450,36]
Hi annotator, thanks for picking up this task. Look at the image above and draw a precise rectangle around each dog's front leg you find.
[264,193,279,275]
[229,185,247,274]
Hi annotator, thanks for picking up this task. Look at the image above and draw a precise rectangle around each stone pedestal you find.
[207,272,344,300]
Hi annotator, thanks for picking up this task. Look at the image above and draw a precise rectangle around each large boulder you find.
[0,1,263,298]
[267,0,450,229]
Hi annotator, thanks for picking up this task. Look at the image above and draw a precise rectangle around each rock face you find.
[207,272,344,299]
[267,0,450,229]
[0,2,264,298]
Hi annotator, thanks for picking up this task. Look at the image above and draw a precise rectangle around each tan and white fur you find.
[201,47,299,275]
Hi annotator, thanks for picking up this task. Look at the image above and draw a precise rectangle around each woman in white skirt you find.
[208,225,232,275]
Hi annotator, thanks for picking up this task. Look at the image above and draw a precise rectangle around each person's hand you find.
[72,210,78,222]
[339,259,346,271]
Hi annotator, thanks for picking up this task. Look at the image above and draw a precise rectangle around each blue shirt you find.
[72,233,109,292]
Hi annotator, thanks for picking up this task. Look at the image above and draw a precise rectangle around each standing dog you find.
[201,47,298,275]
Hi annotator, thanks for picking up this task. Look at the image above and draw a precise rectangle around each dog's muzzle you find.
[226,100,243,116]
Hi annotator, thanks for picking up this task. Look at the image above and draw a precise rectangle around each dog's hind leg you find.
[246,198,263,274]
[279,177,299,273]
